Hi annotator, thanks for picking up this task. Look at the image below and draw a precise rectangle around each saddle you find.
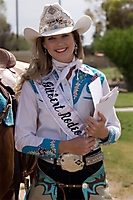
[0,48,16,69]
[0,80,37,200]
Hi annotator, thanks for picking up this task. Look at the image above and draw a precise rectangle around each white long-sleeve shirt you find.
[15,64,121,159]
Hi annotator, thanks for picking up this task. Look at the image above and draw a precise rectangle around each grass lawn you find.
[115,92,133,108]
[102,112,133,196]
[99,67,122,81]
[94,66,132,192]
[99,66,133,108]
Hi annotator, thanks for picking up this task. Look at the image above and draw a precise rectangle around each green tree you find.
[0,0,31,50]
[9,34,31,51]
[85,0,106,38]
[85,0,133,37]
[0,0,12,49]
[103,0,133,29]
[93,27,133,91]
[86,0,133,91]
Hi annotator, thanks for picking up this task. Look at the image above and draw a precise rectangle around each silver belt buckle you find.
[59,153,84,172]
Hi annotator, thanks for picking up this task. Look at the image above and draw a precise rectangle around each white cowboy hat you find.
[24,2,92,44]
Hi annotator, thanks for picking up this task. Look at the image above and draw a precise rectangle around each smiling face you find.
[43,33,75,63]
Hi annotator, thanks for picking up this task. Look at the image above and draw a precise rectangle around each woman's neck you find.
[52,56,76,72]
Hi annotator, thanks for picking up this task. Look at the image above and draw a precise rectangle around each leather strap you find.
[42,151,104,166]
[57,182,82,188]
[56,181,82,200]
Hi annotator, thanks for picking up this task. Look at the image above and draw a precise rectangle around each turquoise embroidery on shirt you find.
[99,127,116,145]
[72,70,89,104]
[83,96,92,100]
[39,99,43,102]
[22,139,60,159]
[53,70,64,91]
[72,66,105,104]
[29,80,39,94]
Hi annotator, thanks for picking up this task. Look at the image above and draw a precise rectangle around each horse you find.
[0,49,37,200]
[0,80,17,200]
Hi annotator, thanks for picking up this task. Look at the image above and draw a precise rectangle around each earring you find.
[44,48,47,69]
[74,43,78,55]
[44,48,47,55]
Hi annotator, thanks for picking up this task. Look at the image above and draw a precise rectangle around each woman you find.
[15,3,121,200]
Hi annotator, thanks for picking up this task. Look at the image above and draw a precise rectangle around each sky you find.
[4,0,95,45]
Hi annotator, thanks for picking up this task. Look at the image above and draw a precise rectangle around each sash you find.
[34,74,85,139]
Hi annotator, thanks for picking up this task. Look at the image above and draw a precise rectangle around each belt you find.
[42,151,104,166]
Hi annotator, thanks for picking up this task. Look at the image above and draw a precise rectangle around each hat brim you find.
[24,15,92,44]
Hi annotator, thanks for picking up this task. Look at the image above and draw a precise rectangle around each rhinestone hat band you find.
[39,5,74,34]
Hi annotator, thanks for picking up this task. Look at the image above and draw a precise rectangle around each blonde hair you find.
[15,30,84,96]
[72,30,84,59]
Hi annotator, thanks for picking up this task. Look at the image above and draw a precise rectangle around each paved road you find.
[115,107,133,112]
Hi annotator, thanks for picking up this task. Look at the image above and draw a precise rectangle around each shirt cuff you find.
[99,127,116,145]
[22,139,60,159]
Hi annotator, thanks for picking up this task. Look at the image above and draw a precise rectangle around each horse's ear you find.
[0,48,16,69]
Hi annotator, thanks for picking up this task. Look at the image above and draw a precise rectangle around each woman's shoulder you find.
[22,80,37,92]
[81,63,105,77]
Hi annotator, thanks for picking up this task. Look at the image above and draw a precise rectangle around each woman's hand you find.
[58,135,96,156]
[84,111,109,140]
[58,112,109,156]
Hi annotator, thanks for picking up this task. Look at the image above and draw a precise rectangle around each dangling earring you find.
[44,48,47,55]
[74,43,78,55]
[44,48,47,69]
